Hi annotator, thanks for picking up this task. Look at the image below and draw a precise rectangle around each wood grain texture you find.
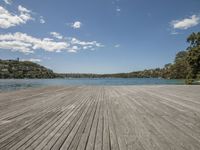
[0,85,200,150]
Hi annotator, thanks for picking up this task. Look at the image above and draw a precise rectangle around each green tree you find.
[186,32,200,82]
[173,51,189,79]
[175,51,187,63]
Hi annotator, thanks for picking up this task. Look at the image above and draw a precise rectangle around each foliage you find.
[0,60,55,79]
[186,32,200,80]
[0,32,199,83]
[57,32,199,82]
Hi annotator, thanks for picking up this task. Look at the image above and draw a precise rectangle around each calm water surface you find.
[0,78,184,92]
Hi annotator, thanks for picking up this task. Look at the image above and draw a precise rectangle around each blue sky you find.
[0,0,200,73]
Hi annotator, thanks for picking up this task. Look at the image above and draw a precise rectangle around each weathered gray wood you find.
[17,87,88,150]
[59,90,98,150]
[76,88,101,150]
[0,85,200,150]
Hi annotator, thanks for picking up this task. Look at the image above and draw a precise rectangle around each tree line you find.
[0,32,199,84]
[0,60,55,79]
[57,32,200,83]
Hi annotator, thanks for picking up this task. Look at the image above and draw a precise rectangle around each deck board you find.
[0,85,200,150]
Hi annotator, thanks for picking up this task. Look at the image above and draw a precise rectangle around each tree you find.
[175,51,187,63]
[172,51,189,79]
[186,32,200,81]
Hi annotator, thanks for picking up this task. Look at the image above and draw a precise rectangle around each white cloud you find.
[113,0,121,13]
[50,32,63,39]
[170,31,179,35]
[71,37,103,47]
[68,46,79,53]
[116,8,121,12]
[114,44,120,48]
[0,40,33,53]
[43,38,53,41]
[171,15,200,30]
[0,32,69,53]
[29,58,41,62]
[18,5,31,13]
[3,0,12,5]
[0,5,33,29]
[22,58,41,62]
[71,21,82,29]
[0,32,104,53]
[68,37,103,52]
[39,16,45,24]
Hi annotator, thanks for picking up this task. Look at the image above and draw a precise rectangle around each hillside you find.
[0,31,199,83]
[0,59,55,79]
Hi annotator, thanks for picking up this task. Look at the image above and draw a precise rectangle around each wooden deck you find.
[0,85,200,150]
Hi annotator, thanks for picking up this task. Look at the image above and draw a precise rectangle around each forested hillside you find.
[0,32,199,84]
[0,60,55,79]
[57,32,200,83]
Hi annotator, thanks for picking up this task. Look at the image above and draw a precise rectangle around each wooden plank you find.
[10,87,88,150]
[76,88,101,150]
[94,88,104,150]
[85,87,101,150]
[67,87,101,150]
[50,88,95,150]
[0,85,199,150]
[58,92,96,150]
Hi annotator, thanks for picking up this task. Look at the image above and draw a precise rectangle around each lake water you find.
[0,78,184,92]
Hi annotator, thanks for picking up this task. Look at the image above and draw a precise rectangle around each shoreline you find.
[0,78,186,92]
